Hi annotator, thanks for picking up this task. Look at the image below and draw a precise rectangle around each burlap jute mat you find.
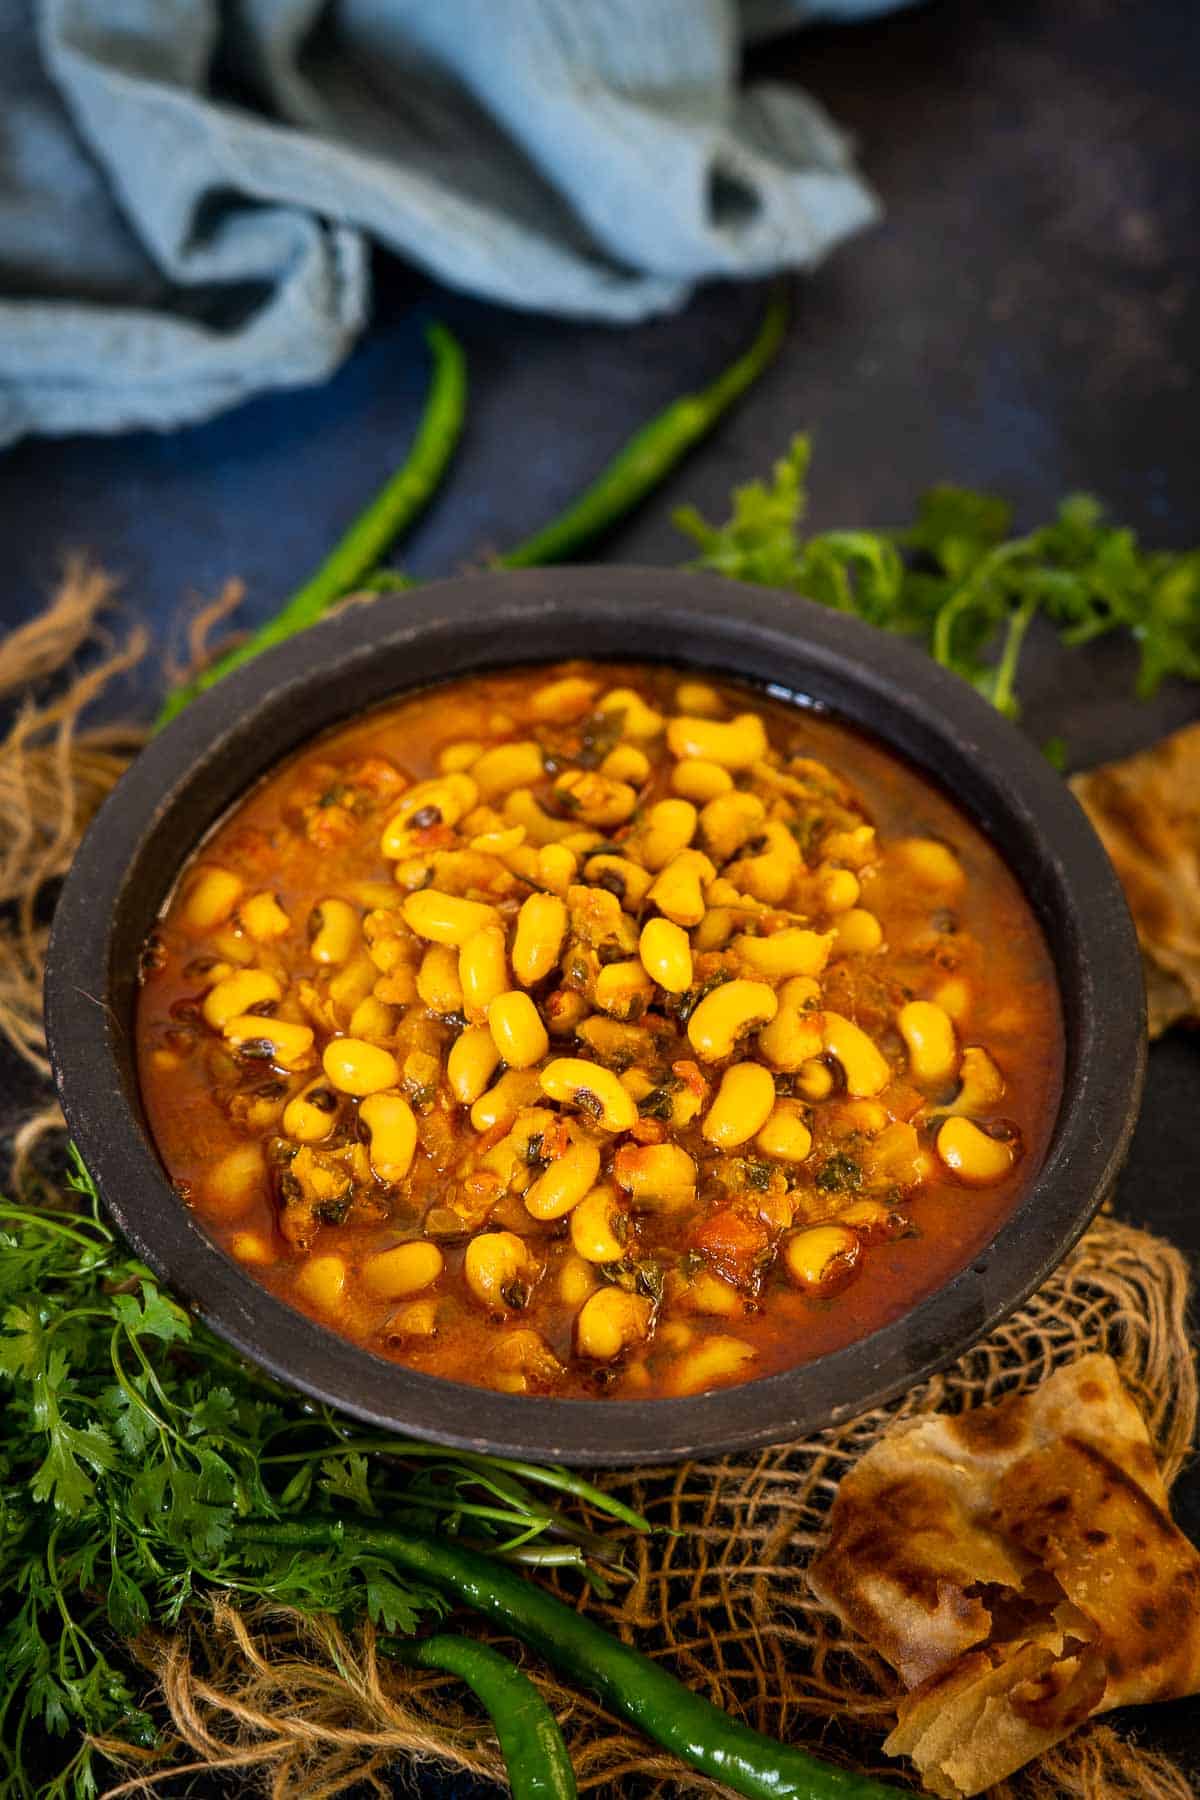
[3,570,1196,1800]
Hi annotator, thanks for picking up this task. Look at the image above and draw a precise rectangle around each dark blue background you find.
[3,0,1197,1791]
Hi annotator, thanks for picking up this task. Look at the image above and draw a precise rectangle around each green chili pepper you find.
[495,285,789,570]
[155,321,466,728]
[243,1521,898,1800]
[389,1633,576,1800]
[155,292,785,730]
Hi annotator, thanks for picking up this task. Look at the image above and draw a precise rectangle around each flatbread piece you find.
[808,1354,1200,1795]
[1070,720,1200,1037]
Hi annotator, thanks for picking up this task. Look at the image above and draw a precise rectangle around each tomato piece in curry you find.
[135,663,1063,1400]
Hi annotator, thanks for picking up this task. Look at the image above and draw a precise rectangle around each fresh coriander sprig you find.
[676,435,1200,717]
[2,1157,888,1800]
[0,1150,648,1800]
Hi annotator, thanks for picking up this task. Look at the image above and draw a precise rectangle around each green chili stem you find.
[155,323,466,728]
[495,286,789,570]
[243,1521,898,1800]
[391,1633,577,1800]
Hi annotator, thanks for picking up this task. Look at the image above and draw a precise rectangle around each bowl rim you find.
[44,566,1146,1466]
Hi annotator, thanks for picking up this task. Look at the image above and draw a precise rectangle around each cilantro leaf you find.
[677,435,1200,720]
[109,1281,191,1345]
[320,1451,378,1514]
[30,1422,116,1516]
[360,1562,431,1635]
[0,1158,643,1799]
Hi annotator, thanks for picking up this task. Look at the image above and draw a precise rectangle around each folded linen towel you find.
[0,0,908,445]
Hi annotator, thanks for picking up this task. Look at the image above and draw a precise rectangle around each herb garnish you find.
[0,1151,645,1798]
[677,436,1200,718]
[815,1153,864,1195]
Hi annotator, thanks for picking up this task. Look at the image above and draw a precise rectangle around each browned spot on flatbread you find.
[806,1448,1026,1688]
[1067,1438,1177,1531]
[1000,1435,1175,1562]
[946,1391,1029,1452]
[997,1435,1200,1695]
[812,1474,995,1622]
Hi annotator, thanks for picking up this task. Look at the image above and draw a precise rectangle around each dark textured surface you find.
[2,0,1197,1791]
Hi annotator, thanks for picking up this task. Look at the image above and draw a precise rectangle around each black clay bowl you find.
[45,568,1145,1465]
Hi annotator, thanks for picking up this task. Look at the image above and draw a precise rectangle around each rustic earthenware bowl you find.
[44,568,1145,1464]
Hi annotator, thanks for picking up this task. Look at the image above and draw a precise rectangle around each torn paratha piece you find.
[882,1630,1100,1800]
[1070,720,1200,1037]
[808,1354,1200,1796]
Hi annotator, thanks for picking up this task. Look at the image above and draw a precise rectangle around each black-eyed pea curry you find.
[136,664,1063,1400]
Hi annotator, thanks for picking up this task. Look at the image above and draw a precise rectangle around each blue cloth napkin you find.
[0,0,906,446]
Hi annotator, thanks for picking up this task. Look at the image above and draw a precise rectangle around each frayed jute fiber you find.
[2,569,1196,1800]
